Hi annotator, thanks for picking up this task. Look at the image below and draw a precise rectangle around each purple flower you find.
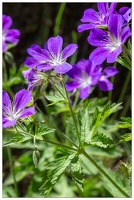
[3,89,35,128]
[22,69,47,91]
[77,3,117,32]
[118,7,132,23]
[98,67,119,91]
[2,14,20,52]
[88,14,131,65]
[24,36,78,74]
[65,59,102,98]
[66,59,119,99]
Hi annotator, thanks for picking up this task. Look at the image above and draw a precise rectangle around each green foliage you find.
[119,160,132,180]
[77,102,121,148]
[39,151,76,196]
[90,133,113,148]
[100,165,131,197]
[70,155,83,191]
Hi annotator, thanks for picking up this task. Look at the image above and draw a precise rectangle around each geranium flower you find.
[118,7,132,23]
[65,59,102,98]
[3,89,35,128]
[88,14,131,65]
[77,3,117,32]
[22,69,47,91]
[66,59,119,99]
[2,14,20,52]
[24,35,78,74]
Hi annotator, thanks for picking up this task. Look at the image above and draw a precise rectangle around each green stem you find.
[42,138,77,151]
[61,78,82,147]
[72,91,79,109]
[7,146,19,197]
[54,3,66,36]
[81,148,130,198]
[35,105,79,149]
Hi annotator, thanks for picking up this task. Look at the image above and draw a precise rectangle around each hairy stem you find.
[42,138,77,151]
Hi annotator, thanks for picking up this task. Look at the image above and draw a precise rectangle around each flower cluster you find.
[77,3,131,65]
[66,59,118,98]
[2,2,131,128]
[2,14,20,52]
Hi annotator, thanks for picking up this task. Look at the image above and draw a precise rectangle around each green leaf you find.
[115,117,132,130]
[39,153,76,196]
[90,133,113,148]
[100,165,131,197]
[77,107,91,144]
[3,134,32,147]
[45,94,66,106]
[90,103,122,138]
[70,155,83,191]
[117,133,132,144]
[35,124,56,140]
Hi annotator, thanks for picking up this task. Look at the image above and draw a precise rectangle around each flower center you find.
[78,72,92,88]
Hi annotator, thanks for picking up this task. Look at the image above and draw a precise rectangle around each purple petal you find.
[18,106,35,118]
[2,41,7,52]
[27,44,42,56]
[2,90,12,109]
[89,47,110,65]
[14,89,32,113]
[123,8,132,22]
[24,57,40,68]
[121,26,131,44]
[81,9,100,23]
[97,3,108,15]
[88,28,109,47]
[118,7,132,22]
[47,35,63,58]
[108,14,124,40]
[62,44,78,60]
[2,15,12,30]
[3,117,16,128]
[107,47,122,63]
[103,67,119,77]
[66,81,80,92]
[36,63,53,72]
[4,29,20,43]
[77,24,96,32]
[54,62,72,74]
[99,78,113,91]
[80,86,91,99]
[22,69,32,78]
[66,64,80,78]
[109,3,117,13]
